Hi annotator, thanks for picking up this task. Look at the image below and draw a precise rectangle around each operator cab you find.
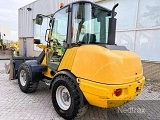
[36,1,117,71]
[71,2,112,45]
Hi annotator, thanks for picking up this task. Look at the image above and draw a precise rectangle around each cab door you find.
[47,7,69,70]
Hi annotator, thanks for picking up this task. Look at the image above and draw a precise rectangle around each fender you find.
[9,50,45,80]
[25,60,47,82]
[50,70,77,89]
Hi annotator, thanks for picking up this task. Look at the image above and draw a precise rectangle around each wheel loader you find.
[0,33,6,51]
[6,1,145,119]
[8,39,20,56]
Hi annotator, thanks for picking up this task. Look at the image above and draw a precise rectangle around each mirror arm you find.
[37,14,52,19]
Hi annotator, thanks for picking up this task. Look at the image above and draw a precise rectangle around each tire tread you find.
[18,63,39,93]
[52,75,88,120]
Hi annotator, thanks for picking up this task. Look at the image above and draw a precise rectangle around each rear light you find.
[114,89,122,96]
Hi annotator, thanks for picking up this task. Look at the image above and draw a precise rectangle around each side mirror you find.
[34,39,41,44]
[36,14,43,25]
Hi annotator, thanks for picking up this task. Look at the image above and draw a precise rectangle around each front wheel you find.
[18,63,39,93]
[51,75,88,120]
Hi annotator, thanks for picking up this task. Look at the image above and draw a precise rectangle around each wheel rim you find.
[19,70,27,86]
[56,85,71,110]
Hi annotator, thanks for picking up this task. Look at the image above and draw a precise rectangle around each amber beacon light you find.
[60,3,64,8]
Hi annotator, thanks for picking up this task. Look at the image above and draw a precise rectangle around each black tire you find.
[18,63,39,93]
[51,75,88,120]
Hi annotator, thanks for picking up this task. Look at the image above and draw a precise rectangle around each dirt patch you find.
[0,50,11,59]
[145,79,160,93]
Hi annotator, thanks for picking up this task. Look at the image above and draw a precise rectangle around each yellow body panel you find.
[71,45,143,84]
[40,45,54,78]
[43,67,54,78]
[78,76,145,108]
[58,47,78,71]
[68,45,145,108]
[41,46,78,78]
[36,44,47,50]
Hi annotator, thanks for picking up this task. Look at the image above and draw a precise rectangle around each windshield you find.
[72,3,111,44]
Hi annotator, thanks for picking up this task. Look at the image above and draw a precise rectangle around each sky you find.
[0,0,36,41]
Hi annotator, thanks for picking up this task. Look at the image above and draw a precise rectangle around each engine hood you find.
[71,45,143,84]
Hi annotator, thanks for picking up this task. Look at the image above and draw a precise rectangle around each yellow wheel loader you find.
[9,40,20,56]
[7,1,145,119]
[0,33,6,51]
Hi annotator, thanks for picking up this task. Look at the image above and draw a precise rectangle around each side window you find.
[47,7,69,70]
[82,18,100,42]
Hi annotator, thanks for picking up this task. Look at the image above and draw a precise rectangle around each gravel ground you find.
[0,50,12,59]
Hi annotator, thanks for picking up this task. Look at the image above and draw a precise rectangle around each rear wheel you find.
[51,75,88,120]
[18,63,39,93]
[56,85,71,110]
